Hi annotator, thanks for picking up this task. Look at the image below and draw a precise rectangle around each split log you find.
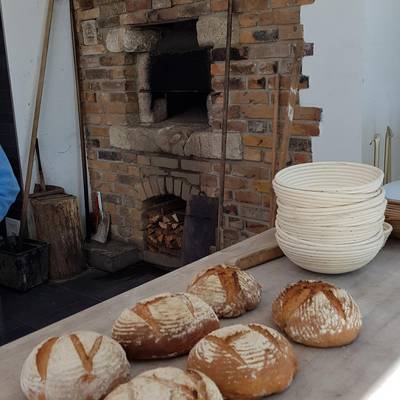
[31,194,85,280]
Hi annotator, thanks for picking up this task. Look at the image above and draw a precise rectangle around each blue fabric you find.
[0,146,20,221]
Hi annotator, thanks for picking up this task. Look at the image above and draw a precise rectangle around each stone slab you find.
[84,240,139,273]
[1,236,400,399]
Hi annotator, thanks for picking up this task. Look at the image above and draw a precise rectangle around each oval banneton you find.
[272,280,362,347]
[187,323,297,399]
[112,292,220,360]
[20,331,130,400]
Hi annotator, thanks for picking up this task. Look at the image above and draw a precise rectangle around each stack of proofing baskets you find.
[273,162,392,274]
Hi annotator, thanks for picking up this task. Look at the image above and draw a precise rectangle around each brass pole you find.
[217,0,234,251]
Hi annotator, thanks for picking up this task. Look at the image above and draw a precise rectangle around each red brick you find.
[243,147,262,161]
[294,106,322,121]
[225,176,247,190]
[211,0,228,11]
[126,0,151,11]
[243,135,273,148]
[241,104,274,119]
[230,91,268,104]
[279,24,304,40]
[239,14,258,27]
[234,190,261,205]
[259,8,300,25]
[271,0,314,8]
[252,179,272,193]
[289,122,320,136]
[234,0,268,12]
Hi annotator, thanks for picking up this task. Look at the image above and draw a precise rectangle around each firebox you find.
[144,194,187,269]
[146,20,211,123]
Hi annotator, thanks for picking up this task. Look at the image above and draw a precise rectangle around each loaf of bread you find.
[187,323,297,399]
[187,265,262,318]
[112,292,219,360]
[105,367,223,400]
[272,280,362,347]
[20,331,130,400]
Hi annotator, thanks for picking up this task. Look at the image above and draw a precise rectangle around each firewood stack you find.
[146,212,184,254]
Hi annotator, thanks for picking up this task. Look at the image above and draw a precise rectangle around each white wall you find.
[0,0,86,217]
[301,0,364,163]
[362,0,400,180]
[301,0,400,180]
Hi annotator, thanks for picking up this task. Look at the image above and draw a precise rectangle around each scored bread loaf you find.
[20,331,130,400]
[187,265,262,318]
[187,323,297,400]
[112,292,219,360]
[105,367,223,400]
[272,280,362,348]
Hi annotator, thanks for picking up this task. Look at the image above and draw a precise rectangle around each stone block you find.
[184,132,242,160]
[149,176,161,196]
[106,27,159,53]
[197,14,239,48]
[151,156,179,169]
[152,0,172,9]
[158,176,166,194]
[174,179,183,197]
[181,181,191,201]
[166,176,174,194]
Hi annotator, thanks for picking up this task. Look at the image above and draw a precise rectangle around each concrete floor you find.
[0,262,166,346]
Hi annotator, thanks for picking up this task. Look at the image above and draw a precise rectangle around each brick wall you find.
[73,0,321,250]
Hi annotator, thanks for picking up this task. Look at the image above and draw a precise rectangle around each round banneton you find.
[276,190,385,215]
[276,226,384,252]
[274,162,383,194]
[273,183,381,208]
[276,231,383,274]
[275,219,384,244]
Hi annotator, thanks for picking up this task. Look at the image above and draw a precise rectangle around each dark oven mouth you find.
[148,20,211,124]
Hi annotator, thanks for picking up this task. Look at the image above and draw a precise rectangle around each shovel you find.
[92,192,110,244]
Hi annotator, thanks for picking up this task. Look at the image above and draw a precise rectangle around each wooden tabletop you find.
[1,235,400,399]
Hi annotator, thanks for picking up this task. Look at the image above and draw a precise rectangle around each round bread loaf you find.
[112,292,220,360]
[272,280,362,347]
[105,367,223,400]
[20,331,130,400]
[187,323,297,399]
[187,265,262,318]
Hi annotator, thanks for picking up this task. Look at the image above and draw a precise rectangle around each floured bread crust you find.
[112,292,220,360]
[187,324,297,399]
[105,367,223,400]
[187,265,262,318]
[272,280,362,347]
[20,331,130,400]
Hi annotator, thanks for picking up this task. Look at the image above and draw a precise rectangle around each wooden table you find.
[1,235,400,399]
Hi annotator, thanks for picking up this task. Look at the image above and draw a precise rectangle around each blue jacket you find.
[0,146,20,221]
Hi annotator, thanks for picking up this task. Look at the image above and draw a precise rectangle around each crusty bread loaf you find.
[112,292,219,360]
[187,265,262,318]
[187,323,297,399]
[272,280,362,347]
[20,331,130,400]
[105,367,223,400]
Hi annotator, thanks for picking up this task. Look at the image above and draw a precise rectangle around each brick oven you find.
[74,0,321,266]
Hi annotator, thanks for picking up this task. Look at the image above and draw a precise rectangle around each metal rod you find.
[69,0,92,240]
[370,134,381,168]
[18,0,55,248]
[270,74,280,228]
[216,0,233,251]
[384,126,393,184]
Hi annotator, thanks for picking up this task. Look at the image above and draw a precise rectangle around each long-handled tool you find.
[217,0,234,251]
[370,134,381,168]
[91,192,110,244]
[384,126,393,184]
[18,0,55,248]
[69,0,91,240]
